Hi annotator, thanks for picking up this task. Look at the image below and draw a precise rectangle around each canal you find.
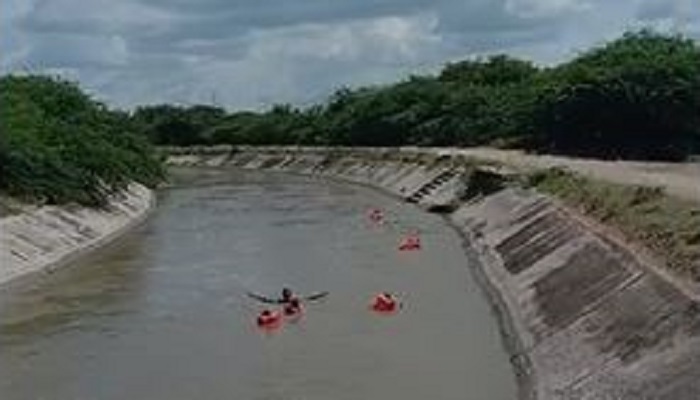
[0,168,515,400]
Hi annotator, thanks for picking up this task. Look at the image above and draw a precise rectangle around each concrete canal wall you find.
[0,183,154,286]
[168,146,700,400]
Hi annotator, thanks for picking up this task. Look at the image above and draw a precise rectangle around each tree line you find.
[0,75,164,205]
[1,30,698,206]
[133,30,700,160]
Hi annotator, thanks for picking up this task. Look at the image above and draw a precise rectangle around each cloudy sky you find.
[2,0,699,109]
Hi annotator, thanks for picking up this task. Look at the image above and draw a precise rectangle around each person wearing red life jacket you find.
[283,297,303,317]
[371,292,399,313]
[398,234,421,251]
[247,287,328,305]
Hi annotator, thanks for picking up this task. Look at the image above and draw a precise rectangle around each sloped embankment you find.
[169,147,700,400]
[0,184,154,286]
[454,189,700,399]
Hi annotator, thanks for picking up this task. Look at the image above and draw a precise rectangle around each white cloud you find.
[504,0,591,18]
[100,13,444,108]
[25,34,130,69]
[1,0,36,20]
[0,0,37,70]
[3,0,699,108]
[244,14,441,63]
[26,0,176,34]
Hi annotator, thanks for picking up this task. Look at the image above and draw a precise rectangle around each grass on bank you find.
[525,168,700,282]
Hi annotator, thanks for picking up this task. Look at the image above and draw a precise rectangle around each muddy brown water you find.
[0,169,516,400]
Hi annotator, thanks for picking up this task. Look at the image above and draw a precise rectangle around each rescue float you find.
[256,309,283,329]
[398,234,421,251]
[367,208,384,224]
[371,292,400,314]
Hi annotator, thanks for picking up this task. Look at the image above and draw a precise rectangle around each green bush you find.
[0,75,164,206]
[135,30,699,161]
[539,30,700,159]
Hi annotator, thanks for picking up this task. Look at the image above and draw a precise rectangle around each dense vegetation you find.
[1,30,697,206]
[0,76,164,206]
[134,30,700,160]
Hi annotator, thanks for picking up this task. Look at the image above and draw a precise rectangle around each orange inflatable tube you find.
[256,309,283,329]
[398,235,421,251]
[367,208,384,223]
[371,292,399,313]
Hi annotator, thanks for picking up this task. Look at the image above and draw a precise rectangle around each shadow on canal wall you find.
[0,184,154,287]
[168,146,700,400]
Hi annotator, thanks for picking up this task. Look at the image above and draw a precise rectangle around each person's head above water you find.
[282,287,293,300]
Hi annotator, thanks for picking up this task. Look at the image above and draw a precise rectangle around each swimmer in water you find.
[283,297,302,316]
[281,287,294,303]
[247,287,329,304]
